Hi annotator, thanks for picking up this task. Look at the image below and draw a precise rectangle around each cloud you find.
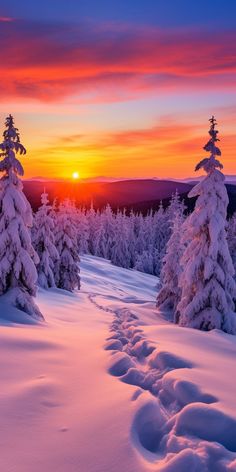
[0,16,13,22]
[34,120,206,169]
[0,19,236,102]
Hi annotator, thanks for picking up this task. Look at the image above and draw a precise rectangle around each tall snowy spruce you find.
[54,199,81,292]
[32,191,59,289]
[0,115,43,319]
[177,117,236,333]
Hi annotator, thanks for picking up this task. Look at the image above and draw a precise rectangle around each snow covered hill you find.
[0,256,236,471]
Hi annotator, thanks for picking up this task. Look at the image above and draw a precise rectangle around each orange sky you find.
[13,111,235,181]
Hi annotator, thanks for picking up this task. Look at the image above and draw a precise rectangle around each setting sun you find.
[72,171,80,180]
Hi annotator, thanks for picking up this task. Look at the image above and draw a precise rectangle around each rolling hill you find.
[23,179,236,215]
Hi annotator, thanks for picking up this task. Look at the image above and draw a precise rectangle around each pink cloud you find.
[0,16,13,22]
[0,19,235,102]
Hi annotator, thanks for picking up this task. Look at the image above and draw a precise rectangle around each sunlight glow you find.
[72,171,80,180]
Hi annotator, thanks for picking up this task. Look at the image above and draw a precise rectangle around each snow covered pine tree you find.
[54,200,81,292]
[156,211,184,314]
[177,117,236,333]
[0,115,43,320]
[32,190,59,289]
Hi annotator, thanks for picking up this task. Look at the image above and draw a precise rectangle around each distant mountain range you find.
[23,178,236,215]
[180,175,236,187]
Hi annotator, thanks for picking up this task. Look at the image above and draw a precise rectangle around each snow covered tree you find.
[54,199,80,292]
[153,203,171,274]
[103,204,116,258]
[134,244,155,275]
[0,115,43,319]
[32,191,59,289]
[134,214,147,257]
[91,204,116,259]
[87,203,101,255]
[156,212,184,313]
[127,210,137,268]
[166,190,185,223]
[177,116,236,333]
[76,208,89,255]
[111,211,131,268]
[93,214,106,258]
[227,213,236,276]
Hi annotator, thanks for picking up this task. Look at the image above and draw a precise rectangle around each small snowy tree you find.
[99,204,116,259]
[166,190,185,223]
[76,208,89,255]
[134,245,155,275]
[54,199,80,292]
[134,214,147,257]
[87,202,99,255]
[91,204,116,260]
[152,202,171,276]
[32,191,59,289]
[127,210,138,268]
[156,212,184,313]
[0,115,43,319]
[111,211,131,268]
[177,117,236,333]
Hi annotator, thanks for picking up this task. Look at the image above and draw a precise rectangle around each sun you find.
[72,171,80,180]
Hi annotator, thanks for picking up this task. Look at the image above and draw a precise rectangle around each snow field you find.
[0,255,236,471]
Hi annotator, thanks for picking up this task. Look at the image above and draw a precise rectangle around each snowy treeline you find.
[40,191,185,278]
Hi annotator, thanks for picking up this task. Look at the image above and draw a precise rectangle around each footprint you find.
[131,399,167,453]
[108,352,135,377]
[149,350,192,370]
[104,339,123,351]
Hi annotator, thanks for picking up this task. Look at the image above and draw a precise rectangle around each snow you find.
[0,255,236,471]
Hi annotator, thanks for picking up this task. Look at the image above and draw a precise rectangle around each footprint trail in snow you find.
[89,291,236,471]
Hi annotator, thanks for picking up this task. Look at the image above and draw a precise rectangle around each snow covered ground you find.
[0,255,236,471]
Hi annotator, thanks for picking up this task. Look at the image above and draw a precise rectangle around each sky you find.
[0,0,236,180]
